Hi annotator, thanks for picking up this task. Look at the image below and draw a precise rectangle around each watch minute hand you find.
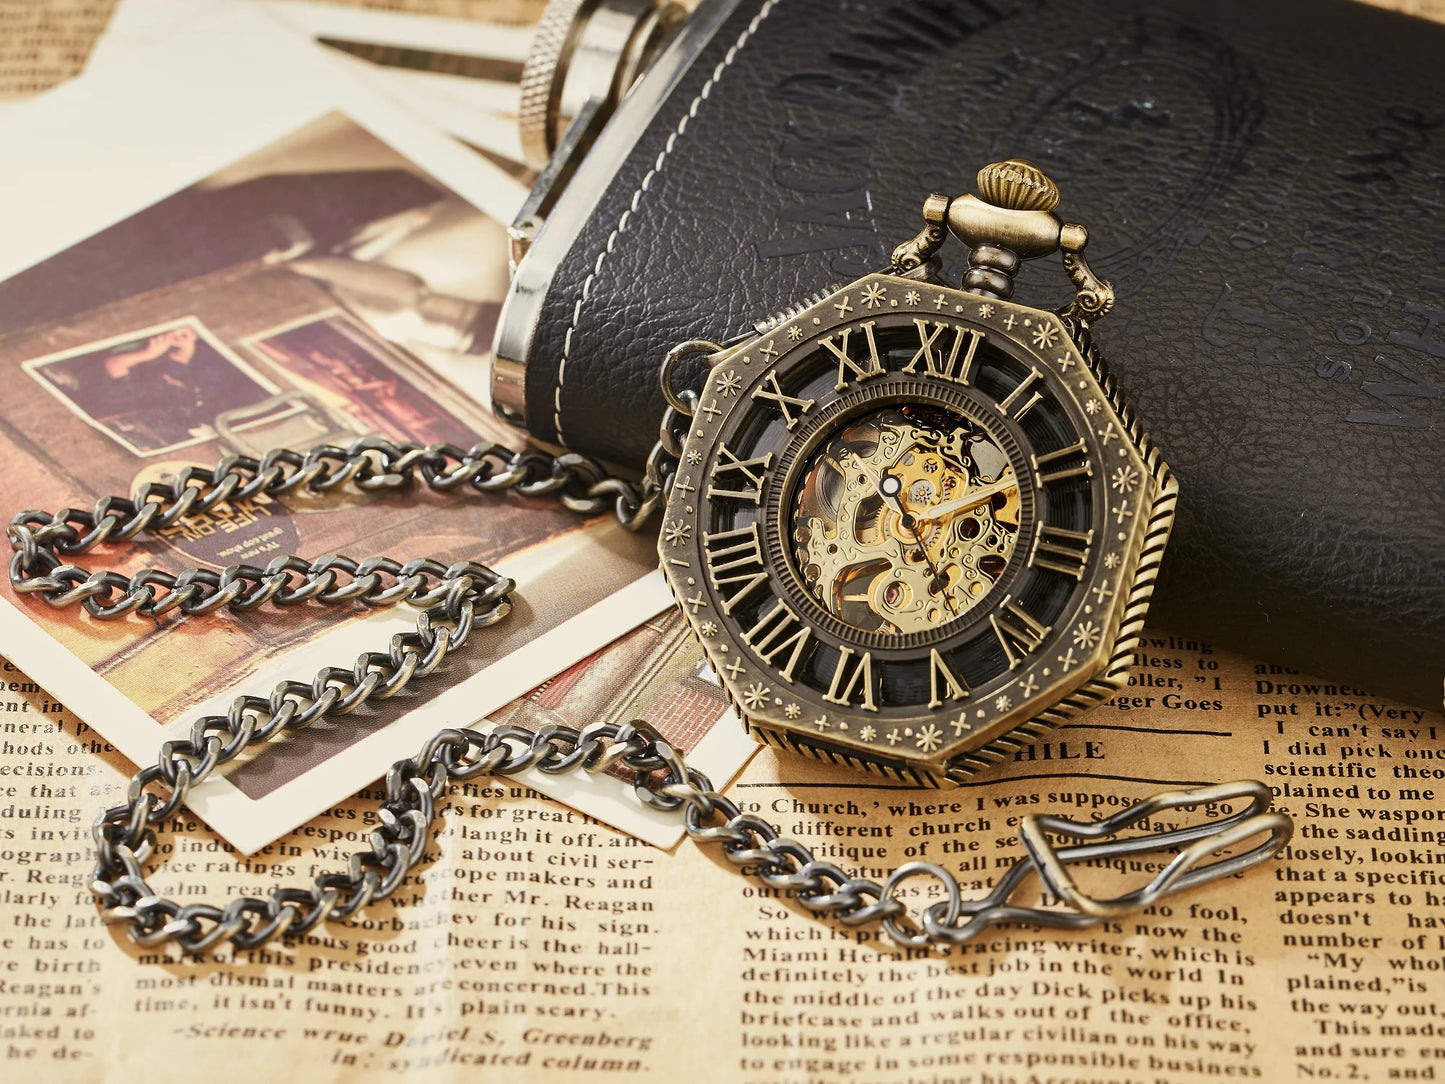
[843,452,956,613]
[914,476,1019,522]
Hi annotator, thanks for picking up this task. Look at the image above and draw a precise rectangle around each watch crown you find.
[976,159,1060,212]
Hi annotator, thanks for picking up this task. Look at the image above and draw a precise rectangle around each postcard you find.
[23,317,290,458]
[0,7,528,288]
[0,11,719,852]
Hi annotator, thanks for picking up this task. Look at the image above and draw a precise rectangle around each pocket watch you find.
[658,160,1177,788]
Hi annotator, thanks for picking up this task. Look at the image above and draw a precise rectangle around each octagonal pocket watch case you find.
[659,160,1178,788]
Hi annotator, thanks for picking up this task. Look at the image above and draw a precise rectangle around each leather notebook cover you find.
[510,0,1445,711]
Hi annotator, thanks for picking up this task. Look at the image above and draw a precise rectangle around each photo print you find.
[0,17,713,850]
[23,317,285,456]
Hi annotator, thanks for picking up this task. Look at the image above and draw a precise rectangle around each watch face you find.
[660,273,1170,784]
[788,403,1021,636]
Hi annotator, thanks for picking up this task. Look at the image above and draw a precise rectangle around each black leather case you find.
[504,0,1445,711]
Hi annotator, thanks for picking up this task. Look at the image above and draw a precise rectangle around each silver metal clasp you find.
[879,780,1293,947]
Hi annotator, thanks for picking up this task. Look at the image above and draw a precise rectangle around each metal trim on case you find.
[492,0,743,428]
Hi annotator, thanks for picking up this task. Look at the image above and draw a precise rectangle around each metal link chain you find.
[5,402,1292,954]
[8,419,694,624]
[82,717,1290,954]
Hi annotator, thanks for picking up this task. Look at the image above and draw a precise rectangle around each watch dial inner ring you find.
[765,378,1036,656]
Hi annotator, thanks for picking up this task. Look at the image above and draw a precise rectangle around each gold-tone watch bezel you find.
[659,273,1176,787]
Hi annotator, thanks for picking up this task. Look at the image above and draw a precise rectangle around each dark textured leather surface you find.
[511,0,1445,710]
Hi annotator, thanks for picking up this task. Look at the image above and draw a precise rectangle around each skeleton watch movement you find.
[659,160,1178,788]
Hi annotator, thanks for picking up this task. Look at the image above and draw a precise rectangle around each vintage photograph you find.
[246,311,480,447]
[492,607,731,755]
[0,100,661,850]
[23,316,286,456]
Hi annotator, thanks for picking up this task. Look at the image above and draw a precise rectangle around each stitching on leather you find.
[552,0,778,444]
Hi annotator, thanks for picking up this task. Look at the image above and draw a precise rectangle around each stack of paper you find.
[0,0,755,854]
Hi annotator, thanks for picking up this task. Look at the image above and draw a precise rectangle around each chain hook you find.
[659,339,723,416]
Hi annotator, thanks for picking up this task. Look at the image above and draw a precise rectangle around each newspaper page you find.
[0,0,116,102]
[3,628,1444,1082]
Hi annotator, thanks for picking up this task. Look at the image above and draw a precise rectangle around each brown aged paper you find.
[0,1,116,101]
[3,634,1445,1082]
[3,1,1445,1083]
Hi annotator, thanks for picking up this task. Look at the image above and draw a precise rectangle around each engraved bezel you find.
[660,273,1176,787]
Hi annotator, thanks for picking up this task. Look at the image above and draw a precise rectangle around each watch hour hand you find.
[913,475,1019,522]
[879,472,907,518]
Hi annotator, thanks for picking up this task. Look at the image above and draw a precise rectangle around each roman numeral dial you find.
[1029,525,1093,580]
[702,525,769,615]
[820,322,883,390]
[1031,439,1092,486]
[902,319,983,384]
[708,442,772,503]
[752,371,815,430]
[656,285,1155,781]
[990,597,1052,669]
[998,368,1044,421]
[742,600,813,684]
[928,649,970,709]
[822,646,878,712]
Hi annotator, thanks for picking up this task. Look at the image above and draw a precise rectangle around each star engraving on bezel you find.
[656,277,1175,782]
[1031,325,1060,349]
[1112,468,1140,496]
[742,682,771,709]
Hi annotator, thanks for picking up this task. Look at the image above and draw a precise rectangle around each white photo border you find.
[21,315,288,458]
